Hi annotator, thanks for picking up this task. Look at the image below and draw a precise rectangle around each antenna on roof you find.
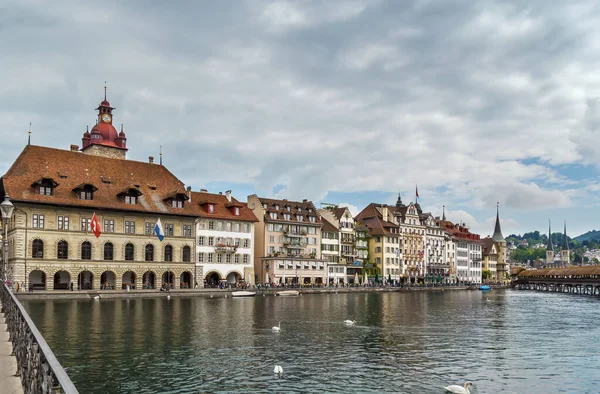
[160,145,163,165]
[28,122,32,146]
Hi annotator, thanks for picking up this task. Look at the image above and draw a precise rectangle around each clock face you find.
[102,114,112,123]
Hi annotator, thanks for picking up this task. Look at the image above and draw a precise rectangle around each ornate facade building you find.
[247,195,326,285]
[0,94,199,290]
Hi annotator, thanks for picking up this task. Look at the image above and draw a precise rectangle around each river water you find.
[22,290,600,393]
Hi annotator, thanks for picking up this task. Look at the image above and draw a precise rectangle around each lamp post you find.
[1,194,15,283]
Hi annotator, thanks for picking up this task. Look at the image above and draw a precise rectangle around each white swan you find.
[93,295,100,300]
[273,365,283,374]
[344,320,356,325]
[445,381,472,394]
[272,321,281,332]
[167,294,171,300]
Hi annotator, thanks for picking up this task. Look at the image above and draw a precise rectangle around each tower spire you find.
[492,202,505,243]
[562,221,569,250]
[546,220,553,251]
[28,122,31,145]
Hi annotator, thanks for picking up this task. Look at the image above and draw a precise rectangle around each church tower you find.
[560,221,570,267]
[81,86,128,160]
[546,220,554,266]
[492,203,507,282]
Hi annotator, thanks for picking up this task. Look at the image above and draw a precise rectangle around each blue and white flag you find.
[154,218,165,241]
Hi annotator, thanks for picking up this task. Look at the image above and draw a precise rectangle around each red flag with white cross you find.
[91,212,101,238]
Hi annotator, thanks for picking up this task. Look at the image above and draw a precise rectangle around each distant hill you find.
[574,230,600,243]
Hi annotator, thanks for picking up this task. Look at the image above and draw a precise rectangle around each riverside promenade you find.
[15,285,508,300]
[0,304,24,394]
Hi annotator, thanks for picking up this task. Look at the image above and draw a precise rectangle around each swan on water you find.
[272,321,281,332]
[273,365,283,374]
[343,320,356,325]
[93,295,100,300]
[444,381,472,394]
[210,294,213,298]
[167,295,171,300]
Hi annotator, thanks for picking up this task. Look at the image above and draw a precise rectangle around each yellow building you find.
[481,205,507,282]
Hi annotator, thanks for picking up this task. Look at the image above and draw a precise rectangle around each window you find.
[145,244,154,261]
[32,214,45,229]
[58,216,69,230]
[216,222,223,231]
[309,216,316,223]
[208,204,215,213]
[270,212,277,219]
[104,219,114,233]
[32,239,44,258]
[198,253,204,262]
[207,253,214,263]
[234,255,240,264]
[208,221,214,230]
[225,222,231,232]
[182,246,191,262]
[125,243,134,260]
[81,241,92,260]
[198,237,205,246]
[79,186,94,200]
[269,235,275,243]
[81,218,91,231]
[208,237,214,246]
[39,185,53,196]
[145,222,154,235]
[125,195,137,204]
[125,221,136,234]
[57,241,68,259]
[164,245,173,262]
[226,254,231,263]
[165,223,174,236]
[296,215,304,222]
[283,213,291,220]
[274,204,279,210]
[217,254,222,263]
[234,223,240,232]
[104,243,114,260]
[172,199,184,208]
[297,207,302,212]
[243,239,249,248]
[183,225,192,237]
[243,223,249,232]
[234,207,240,216]
[243,254,249,264]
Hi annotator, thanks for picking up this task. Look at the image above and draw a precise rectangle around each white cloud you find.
[338,203,359,217]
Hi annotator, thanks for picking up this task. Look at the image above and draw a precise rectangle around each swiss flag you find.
[91,212,101,238]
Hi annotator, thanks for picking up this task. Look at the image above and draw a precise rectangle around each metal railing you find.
[0,282,79,394]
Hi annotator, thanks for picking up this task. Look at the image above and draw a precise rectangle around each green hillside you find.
[574,230,600,243]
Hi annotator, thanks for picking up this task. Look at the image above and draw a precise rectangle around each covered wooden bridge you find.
[514,266,600,296]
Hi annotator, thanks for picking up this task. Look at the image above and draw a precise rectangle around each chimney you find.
[149,156,154,164]
[219,192,222,195]
[225,190,232,203]
[186,186,192,203]
[70,144,79,152]
[200,189,207,193]
[302,199,308,203]
[381,205,388,221]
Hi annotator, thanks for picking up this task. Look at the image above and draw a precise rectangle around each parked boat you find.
[276,290,300,297]
[478,285,491,291]
[231,291,256,297]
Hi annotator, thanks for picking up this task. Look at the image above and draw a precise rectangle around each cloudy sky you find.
[2,0,600,237]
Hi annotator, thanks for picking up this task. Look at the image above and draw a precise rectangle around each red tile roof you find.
[257,197,321,225]
[321,216,339,233]
[192,192,258,222]
[355,203,399,236]
[1,145,190,216]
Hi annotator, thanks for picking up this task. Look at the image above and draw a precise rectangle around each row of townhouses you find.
[0,95,508,290]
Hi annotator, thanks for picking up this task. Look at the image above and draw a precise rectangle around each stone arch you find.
[29,270,46,290]
[122,271,137,290]
[100,270,116,289]
[142,271,156,289]
[53,270,71,290]
[180,271,192,288]
[161,270,175,288]
[225,270,243,284]
[205,271,222,287]
[77,270,94,290]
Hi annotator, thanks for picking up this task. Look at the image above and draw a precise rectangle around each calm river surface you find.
[23,290,600,393]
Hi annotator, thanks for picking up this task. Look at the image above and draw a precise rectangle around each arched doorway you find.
[29,270,46,290]
[180,271,192,289]
[53,271,70,290]
[226,271,242,285]
[205,272,221,287]
[100,271,116,290]
[162,270,174,289]
[78,270,94,290]
[122,271,136,290]
[142,271,156,289]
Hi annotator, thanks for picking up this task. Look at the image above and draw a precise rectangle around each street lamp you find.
[1,194,15,283]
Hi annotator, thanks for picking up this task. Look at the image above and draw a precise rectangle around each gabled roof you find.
[355,203,399,236]
[0,145,197,217]
[257,197,321,224]
[192,191,258,222]
[481,237,496,257]
[321,217,339,233]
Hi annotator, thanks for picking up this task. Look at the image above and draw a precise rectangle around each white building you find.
[194,190,257,286]
[423,213,447,280]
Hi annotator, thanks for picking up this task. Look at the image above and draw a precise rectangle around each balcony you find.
[283,229,306,237]
[285,242,307,249]
[215,244,238,253]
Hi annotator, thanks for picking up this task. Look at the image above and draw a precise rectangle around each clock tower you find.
[80,87,128,159]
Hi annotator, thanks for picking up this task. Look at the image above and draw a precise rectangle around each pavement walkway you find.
[0,306,24,394]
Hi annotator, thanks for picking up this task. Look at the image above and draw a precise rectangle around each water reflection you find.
[23,290,600,393]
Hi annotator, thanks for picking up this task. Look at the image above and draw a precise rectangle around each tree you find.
[482,270,492,281]
[593,258,599,265]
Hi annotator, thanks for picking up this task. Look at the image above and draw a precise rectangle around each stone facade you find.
[82,144,126,160]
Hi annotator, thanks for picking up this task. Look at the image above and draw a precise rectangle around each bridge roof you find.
[518,266,600,277]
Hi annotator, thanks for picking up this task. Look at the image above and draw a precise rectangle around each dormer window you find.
[274,204,279,210]
[308,208,312,213]
[283,213,291,220]
[297,207,302,212]
[118,187,142,205]
[309,216,316,223]
[234,207,240,216]
[73,183,97,201]
[296,214,304,222]
[126,195,137,204]
[208,204,215,213]
[286,205,290,211]
[263,203,268,209]
[31,178,59,196]
[172,200,183,208]
[270,212,277,219]
[164,191,189,209]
